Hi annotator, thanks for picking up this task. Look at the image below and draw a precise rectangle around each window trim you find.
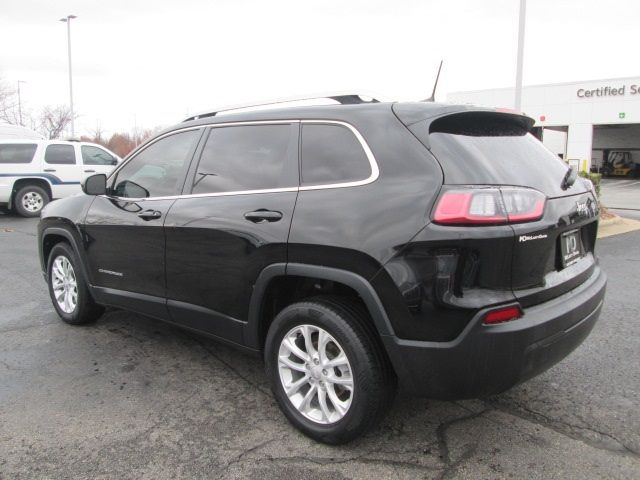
[104,119,379,202]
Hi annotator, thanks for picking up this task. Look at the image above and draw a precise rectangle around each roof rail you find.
[182,92,387,122]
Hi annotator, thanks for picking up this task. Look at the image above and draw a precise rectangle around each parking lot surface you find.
[0,213,639,480]
[601,178,640,212]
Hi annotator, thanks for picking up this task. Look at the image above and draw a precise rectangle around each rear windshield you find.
[425,113,580,197]
[0,144,37,164]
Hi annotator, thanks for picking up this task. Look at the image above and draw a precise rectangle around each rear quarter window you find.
[301,124,371,186]
[0,144,37,164]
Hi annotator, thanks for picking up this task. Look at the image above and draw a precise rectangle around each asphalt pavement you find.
[601,178,640,212]
[0,213,639,480]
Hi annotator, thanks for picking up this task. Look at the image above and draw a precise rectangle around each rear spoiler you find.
[393,104,535,149]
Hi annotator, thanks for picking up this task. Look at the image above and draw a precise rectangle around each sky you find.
[1,0,638,137]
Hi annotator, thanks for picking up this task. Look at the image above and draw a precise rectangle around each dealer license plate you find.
[560,229,582,267]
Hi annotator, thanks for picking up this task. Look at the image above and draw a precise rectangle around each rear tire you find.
[14,184,49,217]
[265,296,396,444]
[47,242,104,325]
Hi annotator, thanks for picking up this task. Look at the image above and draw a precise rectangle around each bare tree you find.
[38,105,73,139]
[0,77,20,125]
[90,122,105,144]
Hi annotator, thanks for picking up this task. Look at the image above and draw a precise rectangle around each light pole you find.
[514,0,526,111]
[59,14,77,137]
[17,80,26,126]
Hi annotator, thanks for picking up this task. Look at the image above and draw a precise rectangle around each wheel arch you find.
[40,226,93,288]
[11,177,53,209]
[244,263,395,351]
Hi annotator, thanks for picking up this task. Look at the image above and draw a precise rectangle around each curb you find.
[597,214,640,239]
[599,215,624,227]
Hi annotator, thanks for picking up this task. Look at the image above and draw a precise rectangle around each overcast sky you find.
[1,0,638,136]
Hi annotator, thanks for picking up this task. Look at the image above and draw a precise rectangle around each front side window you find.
[45,144,76,165]
[300,124,371,186]
[0,144,37,164]
[111,130,200,198]
[192,124,296,194]
[82,145,117,166]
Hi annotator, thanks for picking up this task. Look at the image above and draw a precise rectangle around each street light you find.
[59,14,77,137]
[514,0,526,111]
[17,80,26,126]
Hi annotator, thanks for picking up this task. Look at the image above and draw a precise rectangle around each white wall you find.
[448,76,640,170]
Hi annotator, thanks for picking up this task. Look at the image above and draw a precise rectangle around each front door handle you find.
[244,209,283,223]
[138,209,162,220]
[84,169,96,173]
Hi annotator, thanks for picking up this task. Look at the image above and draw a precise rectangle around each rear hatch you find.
[394,105,599,307]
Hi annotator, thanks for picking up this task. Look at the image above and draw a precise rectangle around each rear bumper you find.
[382,266,607,398]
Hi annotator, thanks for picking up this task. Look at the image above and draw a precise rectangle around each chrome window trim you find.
[103,119,379,202]
[298,120,379,191]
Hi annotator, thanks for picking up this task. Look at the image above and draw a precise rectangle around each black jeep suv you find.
[38,95,607,444]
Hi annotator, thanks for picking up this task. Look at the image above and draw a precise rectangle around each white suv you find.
[0,139,122,217]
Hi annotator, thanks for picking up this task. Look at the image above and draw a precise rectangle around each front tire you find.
[14,184,49,217]
[265,297,396,444]
[47,242,104,325]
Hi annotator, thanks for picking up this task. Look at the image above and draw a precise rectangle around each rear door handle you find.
[137,209,163,220]
[44,168,56,172]
[244,209,283,223]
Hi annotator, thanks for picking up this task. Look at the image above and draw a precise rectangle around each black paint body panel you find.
[164,191,297,342]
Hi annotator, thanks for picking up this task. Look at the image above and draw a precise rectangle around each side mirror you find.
[82,173,107,196]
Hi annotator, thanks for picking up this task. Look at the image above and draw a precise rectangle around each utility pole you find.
[17,80,26,126]
[515,0,526,111]
[59,14,77,137]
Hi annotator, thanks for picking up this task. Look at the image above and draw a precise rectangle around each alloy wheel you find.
[51,256,78,314]
[278,324,354,424]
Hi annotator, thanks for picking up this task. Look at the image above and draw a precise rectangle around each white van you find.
[0,139,122,217]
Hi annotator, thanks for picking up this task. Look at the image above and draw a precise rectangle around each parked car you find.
[0,139,121,217]
[37,94,606,444]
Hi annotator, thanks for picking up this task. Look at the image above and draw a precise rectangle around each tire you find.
[265,296,396,444]
[13,184,50,217]
[47,242,104,325]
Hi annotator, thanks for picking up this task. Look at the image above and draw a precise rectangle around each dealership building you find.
[448,76,640,174]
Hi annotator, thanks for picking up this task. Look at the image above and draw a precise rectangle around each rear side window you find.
[0,144,37,164]
[301,124,371,186]
[45,144,76,165]
[192,124,297,194]
[82,145,117,165]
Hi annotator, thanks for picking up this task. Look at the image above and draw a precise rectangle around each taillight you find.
[483,305,523,325]
[433,187,545,225]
